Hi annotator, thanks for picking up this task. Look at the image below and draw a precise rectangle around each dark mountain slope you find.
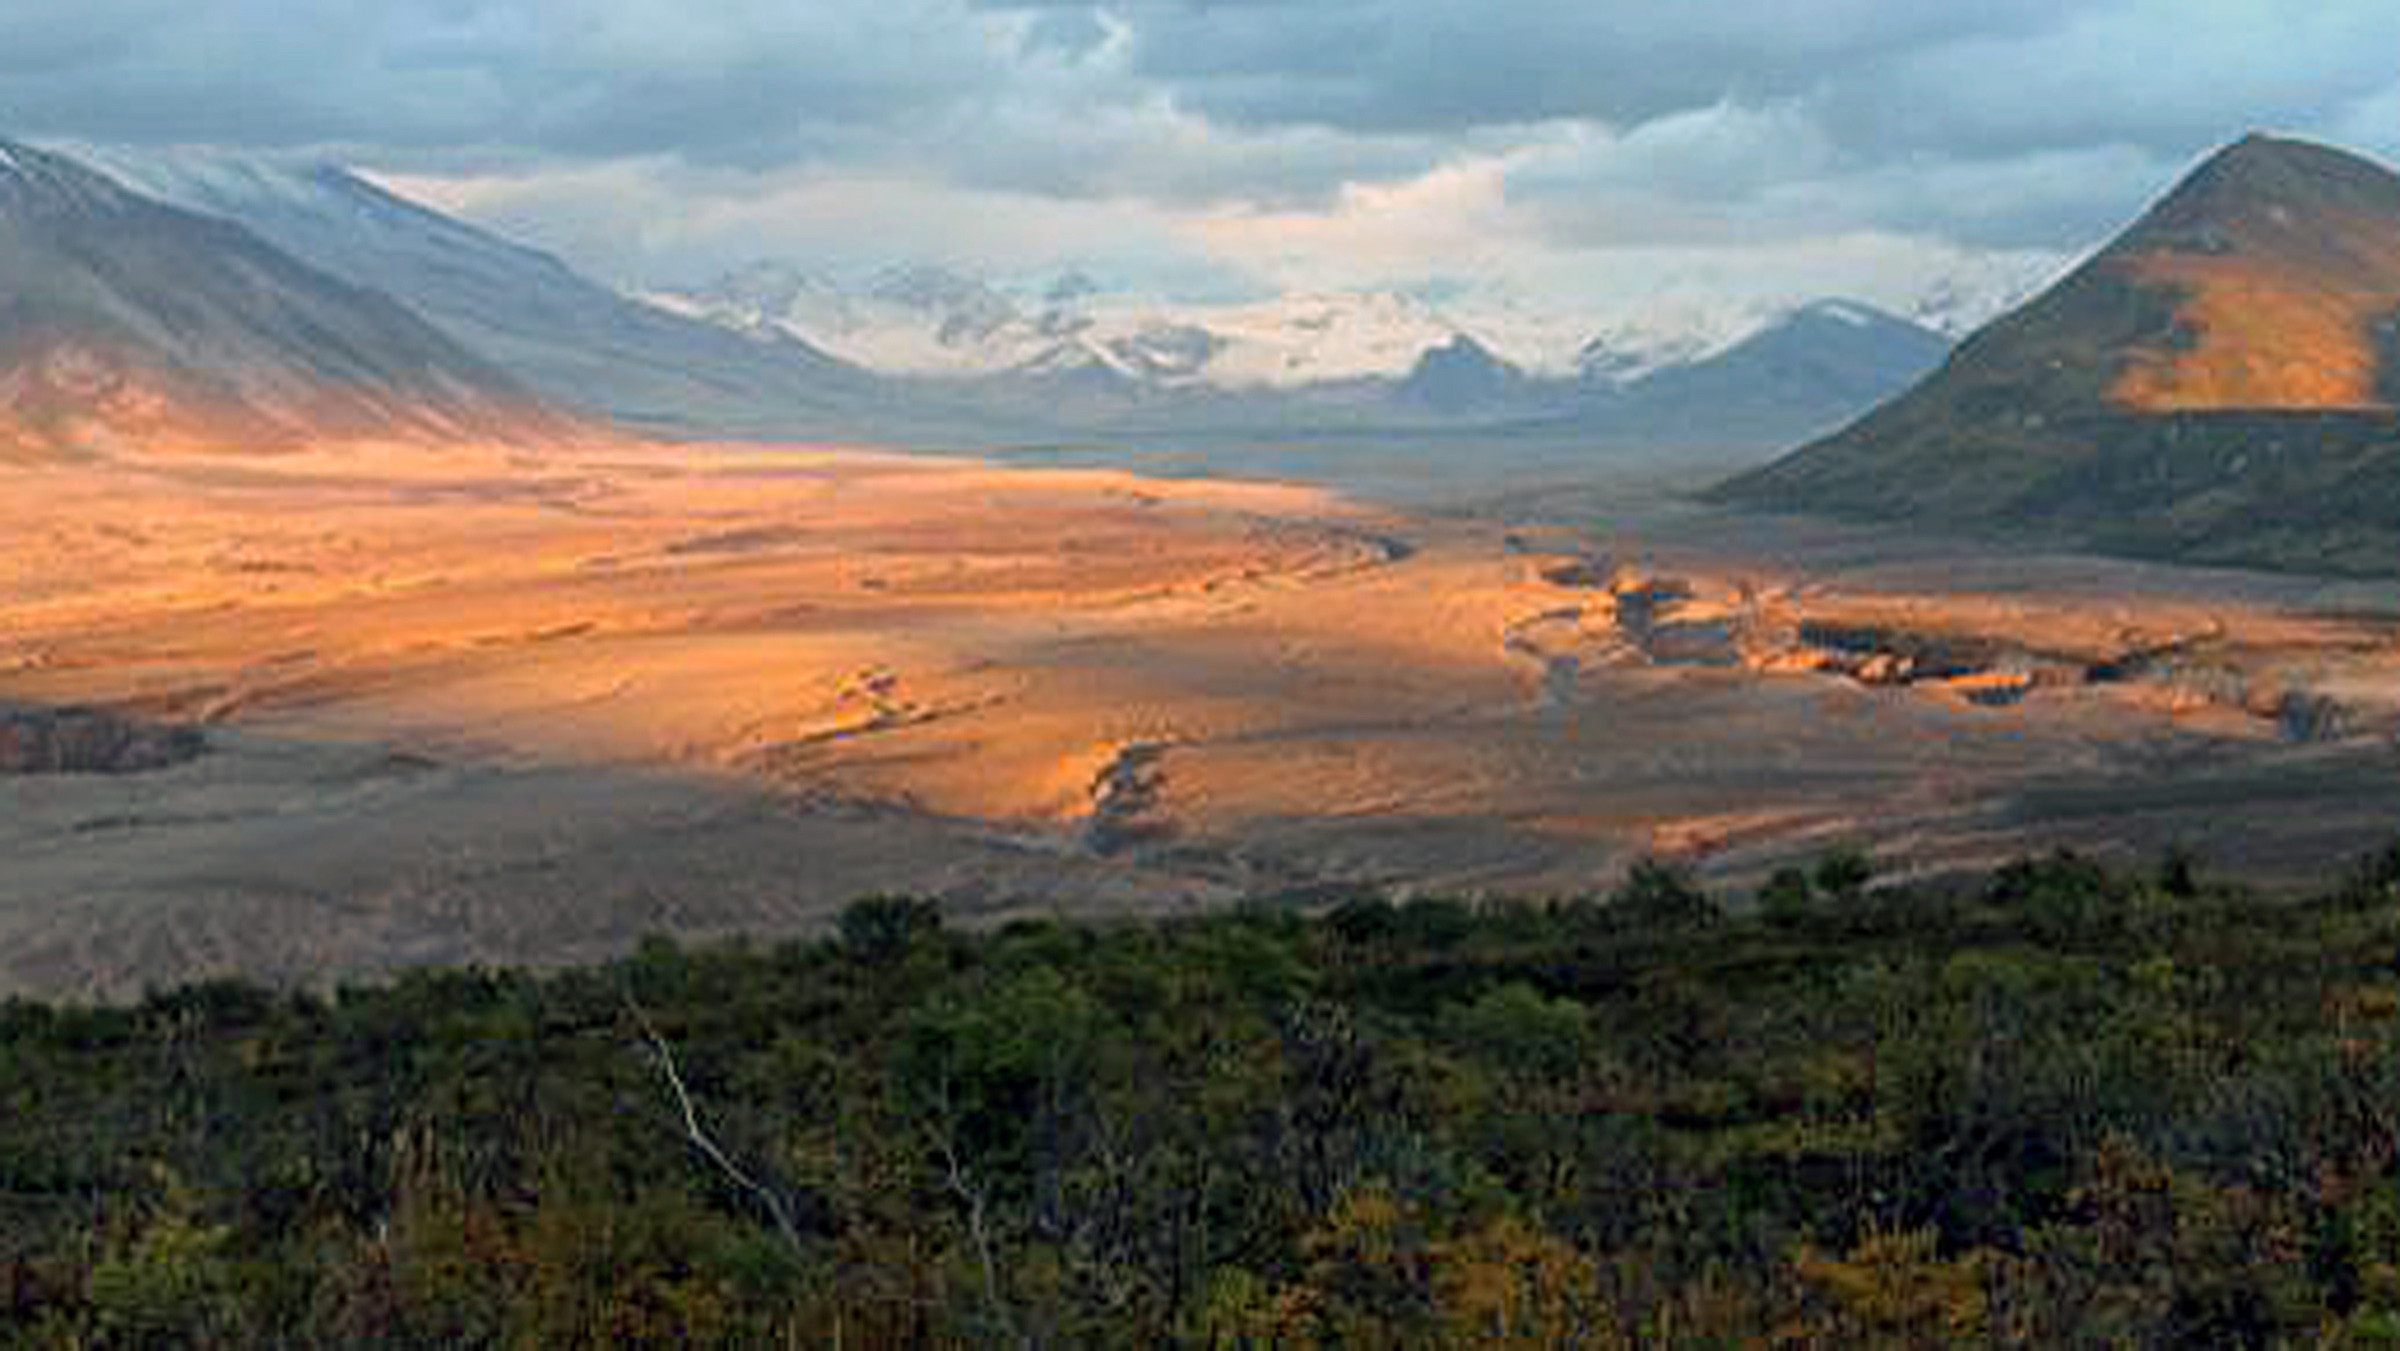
[74,147,891,442]
[1611,300,1953,445]
[0,139,572,457]
[1715,134,2400,574]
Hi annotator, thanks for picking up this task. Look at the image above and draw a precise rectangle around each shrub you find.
[838,895,943,963]
[1611,859,1720,930]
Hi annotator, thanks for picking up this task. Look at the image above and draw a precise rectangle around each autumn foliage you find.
[4,847,2400,1344]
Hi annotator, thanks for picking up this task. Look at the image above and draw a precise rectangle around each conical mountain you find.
[1715,134,2400,574]
[0,138,577,460]
[1397,334,1522,413]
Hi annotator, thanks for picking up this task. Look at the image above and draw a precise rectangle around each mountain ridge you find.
[0,138,575,458]
[65,140,1958,472]
[1712,133,2400,574]
[71,144,895,444]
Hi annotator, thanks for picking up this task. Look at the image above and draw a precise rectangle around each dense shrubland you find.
[5,846,2400,1345]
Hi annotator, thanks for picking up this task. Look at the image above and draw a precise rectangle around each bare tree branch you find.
[927,1074,1013,1340]
[622,988,804,1254]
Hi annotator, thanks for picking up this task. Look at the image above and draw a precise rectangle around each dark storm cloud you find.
[1020,7,1112,60]
[1087,1,2082,135]
[1058,0,2400,251]
[2,0,2396,266]
[1029,0,2398,167]
[4,1,2388,163]
[0,0,1005,166]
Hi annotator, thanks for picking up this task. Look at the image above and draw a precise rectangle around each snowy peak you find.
[672,261,861,345]
[648,258,1958,426]
[654,264,1483,388]
[691,259,837,319]
[1577,298,1946,390]
[1797,299,1883,329]
[668,260,1071,376]
[1573,299,1776,386]
[1678,299,1949,391]
[1179,291,1465,387]
[1099,322,1223,381]
[867,263,1015,324]
[1767,299,1949,348]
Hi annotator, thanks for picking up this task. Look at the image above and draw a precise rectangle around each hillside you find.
[1714,135,2400,574]
[72,146,890,443]
[1608,299,1955,445]
[0,140,570,458]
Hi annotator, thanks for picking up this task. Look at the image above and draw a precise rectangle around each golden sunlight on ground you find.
[4,438,2398,996]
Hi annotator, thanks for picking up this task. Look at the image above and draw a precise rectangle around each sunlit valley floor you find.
[5,437,2400,998]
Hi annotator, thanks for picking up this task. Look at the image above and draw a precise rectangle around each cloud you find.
[378,158,1250,297]
[8,0,2400,324]
[1096,1,2082,135]
[1823,0,2400,160]
[9,1,2395,186]
[0,0,1014,166]
[1191,154,1528,294]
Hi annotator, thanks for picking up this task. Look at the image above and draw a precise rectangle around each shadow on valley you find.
[4,847,2400,1343]
[0,704,205,777]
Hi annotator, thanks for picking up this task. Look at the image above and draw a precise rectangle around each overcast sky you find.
[6,0,2398,325]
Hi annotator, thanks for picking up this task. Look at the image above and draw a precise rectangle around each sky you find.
[6,0,2400,332]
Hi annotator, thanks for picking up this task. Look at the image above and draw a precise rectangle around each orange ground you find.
[4,437,2398,995]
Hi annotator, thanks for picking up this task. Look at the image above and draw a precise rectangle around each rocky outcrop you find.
[1522,556,2379,742]
[0,706,205,774]
[1086,741,1174,856]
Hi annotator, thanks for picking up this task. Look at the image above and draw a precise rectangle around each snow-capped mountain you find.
[652,260,1942,408]
[1572,298,1782,385]
[1598,299,1956,444]
[1138,291,1467,388]
[646,255,1958,452]
[1901,254,2068,338]
[653,261,1107,379]
[654,266,1491,392]
[54,142,1962,470]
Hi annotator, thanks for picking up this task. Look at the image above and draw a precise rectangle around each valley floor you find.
[3,438,2399,997]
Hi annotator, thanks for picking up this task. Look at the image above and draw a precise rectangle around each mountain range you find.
[648,257,1960,460]
[7,130,2400,564]
[70,142,1959,454]
[1717,134,2400,575]
[658,266,1544,390]
[0,135,1972,475]
[653,256,1954,410]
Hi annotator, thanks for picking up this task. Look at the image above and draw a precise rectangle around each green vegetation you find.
[6,848,2400,1345]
